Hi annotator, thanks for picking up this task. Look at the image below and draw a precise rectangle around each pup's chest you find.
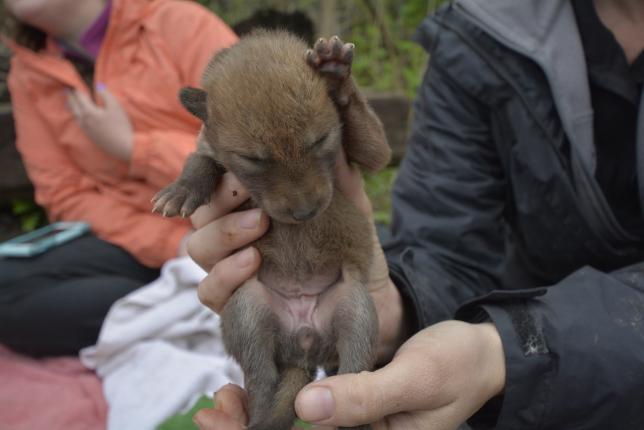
[251,191,373,280]
[255,212,347,278]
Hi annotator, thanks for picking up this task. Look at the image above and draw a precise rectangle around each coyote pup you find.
[153,31,390,430]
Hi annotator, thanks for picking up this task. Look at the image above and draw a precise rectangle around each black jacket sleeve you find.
[385,58,508,329]
[386,22,644,430]
[457,262,644,429]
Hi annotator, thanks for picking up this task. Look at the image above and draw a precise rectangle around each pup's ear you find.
[179,87,208,122]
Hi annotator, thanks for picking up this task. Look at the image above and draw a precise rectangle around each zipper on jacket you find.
[433,8,639,249]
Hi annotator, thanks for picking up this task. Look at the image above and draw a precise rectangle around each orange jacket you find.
[7,0,237,267]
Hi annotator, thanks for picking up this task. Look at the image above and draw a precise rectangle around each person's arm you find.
[9,75,190,267]
[128,3,238,189]
[457,261,644,429]
[385,57,508,330]
[385,27,644,429]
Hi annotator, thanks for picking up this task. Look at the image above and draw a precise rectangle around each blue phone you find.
[0,222,91,258]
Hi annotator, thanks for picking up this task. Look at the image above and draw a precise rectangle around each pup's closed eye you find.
[239,154,267,164]
[235,154,273,167]
[307,134,329,151]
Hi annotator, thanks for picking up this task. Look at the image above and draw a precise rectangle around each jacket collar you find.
[453,0,597,173]
[6,0,152,89]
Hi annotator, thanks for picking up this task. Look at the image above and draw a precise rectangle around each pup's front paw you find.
[152,181,208,218]
[306,36,355,105]
[306,35,354,80]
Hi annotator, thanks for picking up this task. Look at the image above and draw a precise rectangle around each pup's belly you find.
[260,269,340,348]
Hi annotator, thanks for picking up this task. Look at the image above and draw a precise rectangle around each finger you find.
[214,384,249,426]
[96,85,120,109]
[67,90,82,118]
[196,248,261,313]
[193,408,244,430]
[73,90,101,117]
[187,208,268,271]
[294,356,434,428]
[190,172,251,229]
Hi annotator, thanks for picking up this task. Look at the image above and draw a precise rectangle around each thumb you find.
[95,83,120,108]
[294,367,403,428]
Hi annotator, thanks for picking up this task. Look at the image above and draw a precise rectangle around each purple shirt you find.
[60,0,112,62]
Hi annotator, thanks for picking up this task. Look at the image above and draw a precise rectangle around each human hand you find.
[293,321,506,430]
[192,322,505,430]
[187,171,269,311]
[67,84,134,161]
[192,384,248,430]
[177,231,195,257]
[192,384,334,430]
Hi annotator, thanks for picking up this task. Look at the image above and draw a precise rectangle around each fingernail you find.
[96,82,106,92]
[238,209,261,229]
[235,247,255,268]
[297,387,334,422]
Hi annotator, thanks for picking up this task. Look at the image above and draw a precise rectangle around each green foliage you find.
[347,0,432,99]
[11,198,46,232]
[197,0,446,99]
[294,418,314,428]
[364,167,398,225]
[157,395,212,430]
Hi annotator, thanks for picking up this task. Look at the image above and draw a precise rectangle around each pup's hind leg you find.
[249,367,314,430]
[152,151,224,218]
[330,269,379,430]
[306,37,390,172]
[221,283,284,429]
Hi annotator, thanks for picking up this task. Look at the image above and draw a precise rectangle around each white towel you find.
[81,257,243,430]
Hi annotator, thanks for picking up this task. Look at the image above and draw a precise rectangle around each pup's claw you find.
[341,43,354,64]
[152,183,191,217]
[307,36,354,80]
[305,49,318,67]
[179,195,202,218]
[151,191,171,214]
[330,35,342,58]
[152,182,203,219]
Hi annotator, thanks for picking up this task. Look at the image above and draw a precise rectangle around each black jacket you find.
[385,3,644,429]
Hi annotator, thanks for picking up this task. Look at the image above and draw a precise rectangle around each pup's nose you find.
[291,207,317,221]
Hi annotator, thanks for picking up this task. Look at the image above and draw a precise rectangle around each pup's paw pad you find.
[306,36,354,80]
[152,182,204,218]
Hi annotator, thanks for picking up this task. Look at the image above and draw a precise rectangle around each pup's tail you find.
[262,367,312,430]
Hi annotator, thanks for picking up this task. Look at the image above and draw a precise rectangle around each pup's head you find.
[181,31,341,224]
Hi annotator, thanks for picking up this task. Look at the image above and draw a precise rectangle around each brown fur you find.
[153,30,390,430]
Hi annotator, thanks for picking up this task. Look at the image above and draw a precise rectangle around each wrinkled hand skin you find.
[192,322,506,430]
